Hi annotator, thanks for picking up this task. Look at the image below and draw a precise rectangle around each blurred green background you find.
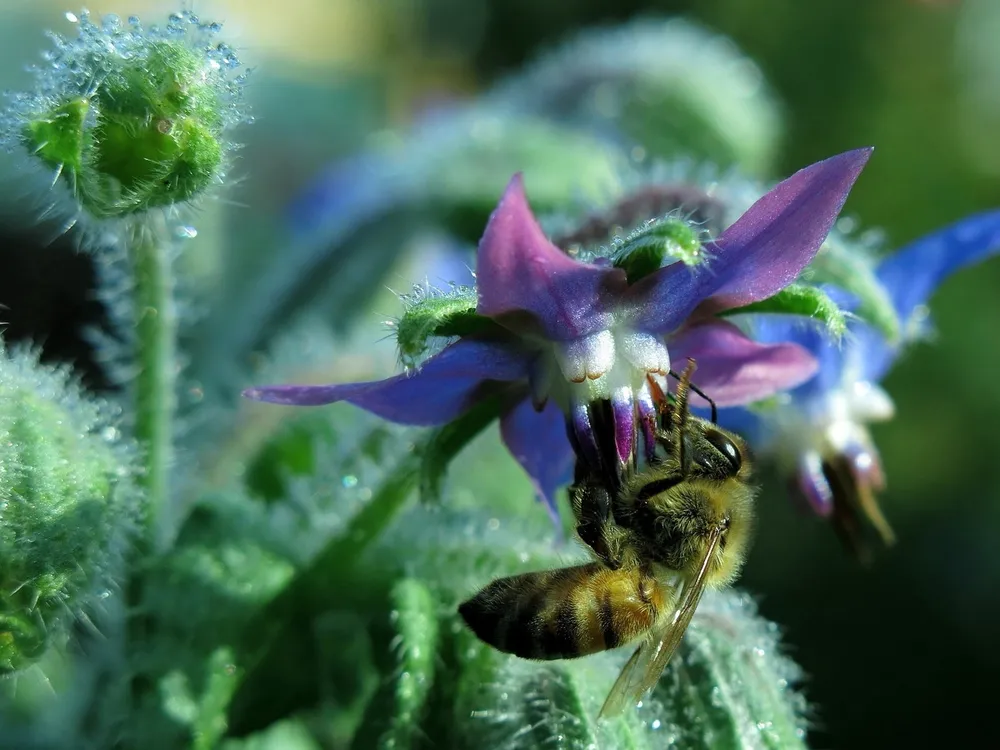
[2,0,999,747]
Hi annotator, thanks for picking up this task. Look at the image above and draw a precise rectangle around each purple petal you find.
[636,382,659,464]
[627,148,872,333]
[611,385,635,467]
[242,338,531,426]
[476,174,627,341]
[877,209,1000,328]
[500,398,575,522]
[568,401,601,471]
[667,320,819,407]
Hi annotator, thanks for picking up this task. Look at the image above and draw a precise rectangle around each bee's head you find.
[682,421,753,484]
[620,418,756,582]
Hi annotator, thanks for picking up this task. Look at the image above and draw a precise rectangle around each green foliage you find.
[490,18,783,174]
[0,345,137,675]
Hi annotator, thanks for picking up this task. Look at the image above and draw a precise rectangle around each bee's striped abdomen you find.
[458,563,664,660]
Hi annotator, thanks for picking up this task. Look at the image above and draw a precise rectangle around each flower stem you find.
[128,216,176,552]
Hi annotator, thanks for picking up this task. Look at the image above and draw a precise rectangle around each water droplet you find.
[207,22,222,33]
[65,12,79,23]
[175,225,198,239]
[487,517,500,531]
[341,475,358,488]
[651,719,662,730]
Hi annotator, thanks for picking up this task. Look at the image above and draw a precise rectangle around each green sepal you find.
[612,216,705,283]
[396,288,508,367]
[22,97,89,178]
[722,282,847,338]
[809,239,901,342]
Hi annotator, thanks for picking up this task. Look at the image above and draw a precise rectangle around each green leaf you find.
[648,591,808,750]
[228,446,422,736]
[722,283,847,338]
[350,579,441,750]
[159,648,243,750]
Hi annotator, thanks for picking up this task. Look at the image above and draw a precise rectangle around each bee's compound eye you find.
[704,429,742,474]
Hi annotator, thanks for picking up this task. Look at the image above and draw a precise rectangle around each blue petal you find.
[243,338,532,426]
[286,153,399,237]
[877,209,1000,326]
[500,398,575,523]
[745,315,845,401]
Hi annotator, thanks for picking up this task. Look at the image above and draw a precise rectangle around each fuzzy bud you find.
[0,345,137,674]
[7,10,248,218]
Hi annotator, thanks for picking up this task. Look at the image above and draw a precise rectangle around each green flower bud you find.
[0,345,138,674]
[7,10,248,218]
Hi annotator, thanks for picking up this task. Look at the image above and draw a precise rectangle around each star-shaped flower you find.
[244,149,872,518]
[719,209,1000,554]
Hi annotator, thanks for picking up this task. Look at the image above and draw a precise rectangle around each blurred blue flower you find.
[245,149,871,517]
[721,209,1000,552]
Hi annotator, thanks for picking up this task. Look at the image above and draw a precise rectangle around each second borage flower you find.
[244,148,872,518]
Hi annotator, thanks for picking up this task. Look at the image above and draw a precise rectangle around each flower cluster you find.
[245,148,871,517]
[246,144,1000,550]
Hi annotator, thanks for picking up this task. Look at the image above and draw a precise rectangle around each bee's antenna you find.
[668,367,717,424]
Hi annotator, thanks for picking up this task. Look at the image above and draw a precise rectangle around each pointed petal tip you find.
[498,172,527,205]
[242,386,277,403]
[807,145,874,185]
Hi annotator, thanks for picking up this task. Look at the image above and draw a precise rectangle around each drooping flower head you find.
[244,149,872,519]
[721,210,1000,555]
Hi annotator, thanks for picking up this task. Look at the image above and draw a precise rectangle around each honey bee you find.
[458,360,756,717]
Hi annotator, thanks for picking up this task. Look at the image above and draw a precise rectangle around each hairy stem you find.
[128,216,176,552]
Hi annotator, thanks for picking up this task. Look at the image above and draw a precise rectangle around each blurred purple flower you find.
[720,209,1000,553]
[245,148,871,517]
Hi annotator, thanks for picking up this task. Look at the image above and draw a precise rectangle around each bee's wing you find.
[598,524,725,718]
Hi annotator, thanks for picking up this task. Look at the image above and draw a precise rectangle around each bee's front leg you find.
[570,476,623,570]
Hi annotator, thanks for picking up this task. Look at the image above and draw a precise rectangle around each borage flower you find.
[244,149,872,518]
[721,209,1000,554]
